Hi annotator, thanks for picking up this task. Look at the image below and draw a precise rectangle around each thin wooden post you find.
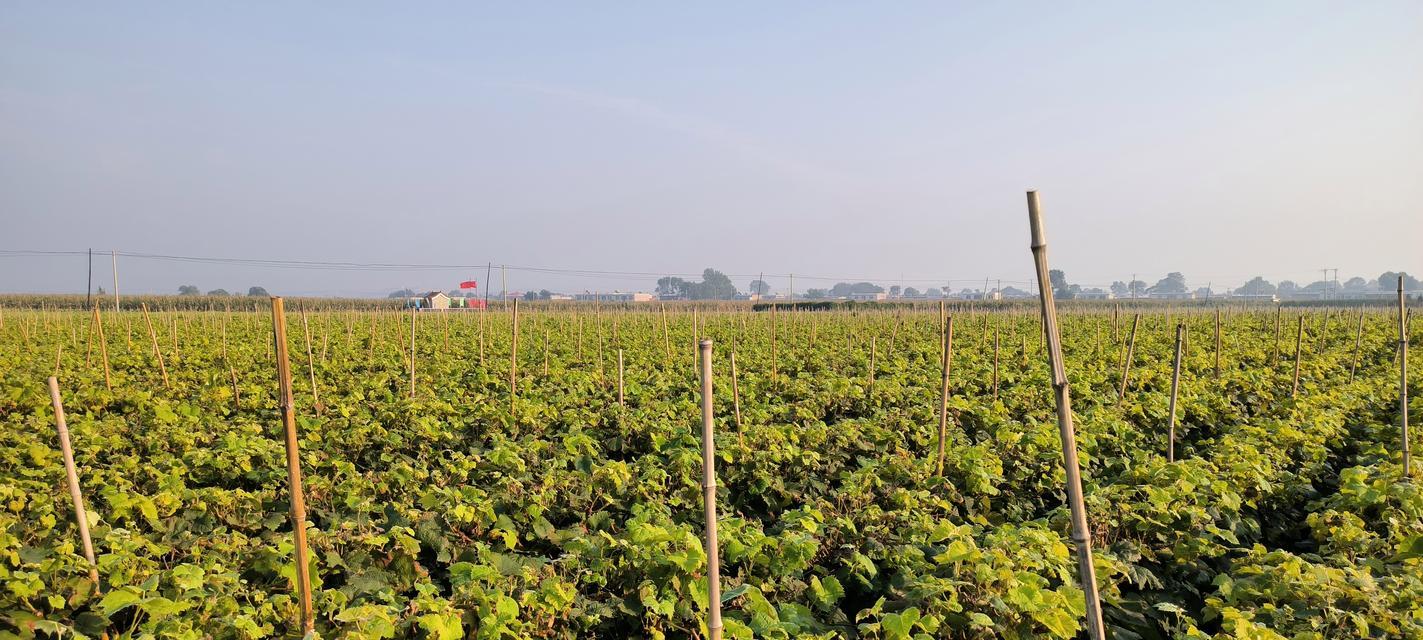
[868,335,877,391]
[1291,315,1305,398]
[1399,279,1411,477]
[697,339,723,640]
[617,348,625,408]
[47,377,101,588]
[268,298,314,634]
[1168,323,1185,462]
[140,303,169,388]
[660,304,671,361]
[1213,308,1222,379]
[992,325,1000,402]
[409,306,417,398]
[730,350,744,448]
[1118,314,1140,401]
[510,299,520,413]
[771,305,779,383]
[93,306,111,391]
[1271,306,1283,365]
[1026,191,1106,640]
[1349,311,1365,383]
[300,305,321,410]
[935,316,955,476]
[543,330,550,375]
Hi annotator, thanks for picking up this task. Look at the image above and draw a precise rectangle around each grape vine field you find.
[1,302,1418,639]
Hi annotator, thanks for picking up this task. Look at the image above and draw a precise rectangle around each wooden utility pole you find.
[1168,323,1185,462]
[697,339,724,640]
[47,377,101,588]
[1026,191,1106,640]
[934,316,954,476]
[268,298,314,634]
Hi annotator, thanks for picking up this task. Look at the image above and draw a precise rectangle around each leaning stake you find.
[935,316,955,476]
[1026,191,1106,640]
[269,298,314,634]
[697,339,724,640]
[1291,316,1305,399]
[1168,323,1185,462]
[47,377,101,588]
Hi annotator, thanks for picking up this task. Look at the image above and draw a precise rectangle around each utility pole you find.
[86,248,93,309]
[789,273,794,304]
[111,250,119,312]
[501,264,507,309]
[1131,273,1137,300]
[484,262,491,311]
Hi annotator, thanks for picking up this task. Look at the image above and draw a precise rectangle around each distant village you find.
[392,269,1420,308]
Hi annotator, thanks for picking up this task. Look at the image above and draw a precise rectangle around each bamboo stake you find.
[617,348,625,408]
[935,316,955,476]
[868,335,877,391]
[992,325,1000,402]
[300,305,321,411]
[1026,191,1106,640]
[1168,323,1185,462]
[771,304,779,383]
[1291,316,1305,399]
[47,377,101,588]
[1118,314,1140,401]
[543,330,550,375]
[1399,279,1411,477]
[697,339,723,640]
[409,306,417,398]
[1271,306,1283,365]
[93,306,111,391]
[510,299,520,413]
[1213,308,1222,379]
[140,303,169,388]
[730,349,744,448]
[268,298,314,634]
[54,344,64,377]
[660,304,671,361]
[1349,311,1364,383]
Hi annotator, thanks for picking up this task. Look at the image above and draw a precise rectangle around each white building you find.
[577,292,655,302]
[848,292,888,302]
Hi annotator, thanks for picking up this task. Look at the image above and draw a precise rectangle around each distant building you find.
[1230,293,1279,303]
[848,292,887,302]
[547,294,574,301]
[576,292,655,302]
[422,291,451,309]
[1150,291,1196,300]
[1077,290,1114,300]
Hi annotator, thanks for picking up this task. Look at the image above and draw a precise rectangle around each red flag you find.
[460,280,478,289]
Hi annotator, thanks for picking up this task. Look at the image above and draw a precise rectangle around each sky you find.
[2,2,1420,297]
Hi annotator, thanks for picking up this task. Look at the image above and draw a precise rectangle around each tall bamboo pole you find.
[934,316,955,476]
[111,250,119,313]
[93,306,111,391]
[617,348,625,408]
[1399,279,1411,477]
[409,306,417,398]
[510,299,520,413]
[1271,306,1283,365]
[1349,311,1365,383]
[300,305,321,410]
[140,303,169,388]
[730,350,744,448]
[47,377,101,588]
[1291,316,1305,399]
[1213,309,1222,379]
[1026,191,1106,640]
[269,298,313,634]
[1118,314,1140,401]
[868,335,877,391]
[1168,323,1185,462]
[992,325,1000,402]
[697,339,724,640]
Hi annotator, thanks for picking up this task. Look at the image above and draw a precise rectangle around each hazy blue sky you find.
[2,2,1420,297]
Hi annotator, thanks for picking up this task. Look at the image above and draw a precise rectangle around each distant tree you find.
[1378,271,1422,291]
[1342,277,1369,292]
[1001,286,1028,298]
[1277,280,1298,295]
[96,286,107,295]
[924,287,943,298]
[1049,270,1068,292]
[829,282,884,297]
[1110,281,1128,296]
[748,280,772,296]
[248,286,270,297]
[903,287,921,297]
[387,288,415,298]
[1237,277,1276,296]
[804,288,828,299]
[178,285,200,296]
[889,285,903,298]
[523,291,538,301]
[1127,280,1149,297]
[207,289,230,296]
[1148,272,1187,295]
[656,277,688,297]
